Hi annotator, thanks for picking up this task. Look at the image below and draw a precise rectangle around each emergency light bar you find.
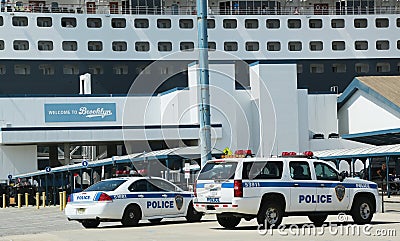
[221,150,253,159]
[281,151,314,158]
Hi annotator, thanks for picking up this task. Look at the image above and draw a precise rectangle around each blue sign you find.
[45,166,52,173]
[44,103,116,122]
[82,160,88,167]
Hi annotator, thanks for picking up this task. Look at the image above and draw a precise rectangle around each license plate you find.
[207,197,220,203]
[77,208,86,214]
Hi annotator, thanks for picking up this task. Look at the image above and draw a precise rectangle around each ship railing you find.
[2,3,400,16]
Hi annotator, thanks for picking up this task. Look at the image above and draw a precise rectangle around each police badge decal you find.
[175,195,184,210]
[335,185,346,201]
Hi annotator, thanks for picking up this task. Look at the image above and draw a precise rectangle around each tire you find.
[257,201,283,229]
[216,214,241,229]
[308,214,328,227]
[351,197,374,224]
[81,219,100,229]
[121,205,141,227]
[185,203,203,222]
[149,218,162,224]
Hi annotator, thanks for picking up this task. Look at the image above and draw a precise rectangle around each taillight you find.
[234,180,243,197]
[67,195,71,203]
[98,193,113,202]
[194,181,197,197]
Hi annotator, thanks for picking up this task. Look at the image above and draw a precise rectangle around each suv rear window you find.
[197,161,237,180]
[242,161,283,179]
[84,179,127,191]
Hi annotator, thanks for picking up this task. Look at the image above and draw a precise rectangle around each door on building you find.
[86,2,96,14]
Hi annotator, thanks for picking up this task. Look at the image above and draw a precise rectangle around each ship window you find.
[376,63,390,73]
[136,65,151,74]
[355,63,369,73]
[223,19,237,29]
[0,16,3,26]
[288,41,302,51]
[61,18,77,28]
[309,19,322,28]
[332,63,346,73]
[179,19,193,29]
[88,65,104,75]
[224,41,238,51]
[354,19,367,28]
[267,41,281,51]
[39,64,55,75]
[331,19,344,28]
[63,64,79,75]
[397,18,400,28]
[0,65,5,75]
[355,41,368,50]
[13,40,29,51]
[180,42,194,51]
[332,41,345,51]
[397,63,400,73]
[0,40,4,50]
[87,18,102,28]
[245,19,258,29]
[161,66,170,75]
[245,42,259,51]
[398,40,400,50]
[207,19,215,29]
[112,41,127,51]
[376,18,389,28]
[310,64,324,73]
[288,19,301,29]
[62,41,78,51]
[38,41,53,51]
[157,19,171,28]
[113,65,128,75]
[112,18,126,28]
[266,19,280,29]
[309,41,323,51]
[12,17,28,27]
[376,40,389,50]
[88,41,103,51]
[208,42,216,51]
[297,64,303,74]
[37,17,52,27]
[134,19,149,28]
[158,42,172,52]
[135,42,150,52]
[14,64,30,75]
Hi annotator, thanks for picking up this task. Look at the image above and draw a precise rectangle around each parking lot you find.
[0,197,399,241]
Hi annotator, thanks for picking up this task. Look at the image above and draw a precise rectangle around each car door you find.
[288,161,317,212]
[313,162,350,211]
[148,179,187,216]
[128,179,160,218]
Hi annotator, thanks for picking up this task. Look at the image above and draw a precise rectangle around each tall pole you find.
[197,0,211,167]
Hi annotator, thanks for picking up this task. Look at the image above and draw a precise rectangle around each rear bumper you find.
[65,202,122,220]
[193,197,259,215]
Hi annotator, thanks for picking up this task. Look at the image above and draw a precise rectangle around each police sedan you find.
[65,177,203,228]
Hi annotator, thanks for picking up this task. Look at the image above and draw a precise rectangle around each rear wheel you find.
[257,201,283,229]
[216,214,241,229]
[81,219,100,229]
[121,205,141,227]
[351,197,374,224]
[149,218,162,224]
[185,203,203,222]
[308,214,328,226]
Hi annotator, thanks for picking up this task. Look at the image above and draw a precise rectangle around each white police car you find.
[65,176,203,228]
[193,153,380,229]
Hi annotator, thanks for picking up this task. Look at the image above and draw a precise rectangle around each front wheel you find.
[121,205,141,227]
[81,219,100,229]
[351,197,374,224]
[185,203,203,222]
[257,201,283,229]
[308,214,328,227]
[216,214,241,229]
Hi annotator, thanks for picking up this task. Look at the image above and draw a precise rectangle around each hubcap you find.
[360,203,370,219]
[266,207,278,224]
[129,211,135,219]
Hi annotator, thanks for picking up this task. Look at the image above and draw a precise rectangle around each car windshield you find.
[197,161,237,180]
[84,179,127,192]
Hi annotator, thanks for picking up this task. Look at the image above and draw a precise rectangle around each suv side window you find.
[289,161,312,180]
[314,162,339,181]
[242,161,283,179]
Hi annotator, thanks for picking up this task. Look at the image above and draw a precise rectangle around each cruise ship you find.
[1,0,400,95]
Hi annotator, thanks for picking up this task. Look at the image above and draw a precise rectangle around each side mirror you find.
[339,171,347,182]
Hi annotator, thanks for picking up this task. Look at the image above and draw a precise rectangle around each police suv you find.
[65,177,203,228]
[193,152,380,229]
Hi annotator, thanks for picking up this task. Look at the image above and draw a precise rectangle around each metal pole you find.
[386,156,390,198]
[197,0,211,168]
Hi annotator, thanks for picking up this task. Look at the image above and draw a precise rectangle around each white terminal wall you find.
[338,90,400,134]
[308,94,339,138]
[0,145,37,179]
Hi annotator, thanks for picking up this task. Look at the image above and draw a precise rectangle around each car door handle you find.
[138,194,144,198]
[293,183,299,187]
[320,183,325,187]
[162,194,168,198]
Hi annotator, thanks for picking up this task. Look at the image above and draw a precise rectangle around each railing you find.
[2,3,400,16]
